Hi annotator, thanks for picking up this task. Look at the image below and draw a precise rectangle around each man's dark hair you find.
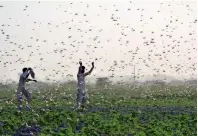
[22,67,27,73]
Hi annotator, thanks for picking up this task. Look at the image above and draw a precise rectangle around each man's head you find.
[81,66,85,73]
[22,67,27,73]
[29,68,35,79]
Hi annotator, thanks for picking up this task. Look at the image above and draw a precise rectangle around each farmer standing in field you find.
[75,61,94,109]
[16,67,37,110]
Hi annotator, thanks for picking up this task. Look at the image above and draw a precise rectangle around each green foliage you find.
[0,84,196,135]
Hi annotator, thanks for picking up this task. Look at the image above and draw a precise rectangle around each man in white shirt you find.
[16,67,37,110]
[76,61,94,109]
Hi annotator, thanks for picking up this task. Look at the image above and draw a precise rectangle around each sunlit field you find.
[0,83,196,136]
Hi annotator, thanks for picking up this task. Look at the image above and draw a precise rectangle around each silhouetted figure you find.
[76,61,94,109]
[16,67,37,110]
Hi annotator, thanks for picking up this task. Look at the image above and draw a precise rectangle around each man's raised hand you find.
[79,61,82,66]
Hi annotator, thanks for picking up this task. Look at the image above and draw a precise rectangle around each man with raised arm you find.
[16,67,37,110]
[76,61,94,109]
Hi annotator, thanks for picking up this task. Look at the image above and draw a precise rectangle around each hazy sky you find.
[0,1,197,83]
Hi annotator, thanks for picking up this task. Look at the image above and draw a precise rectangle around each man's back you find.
[18,70,29,89]
[77,73,85,92]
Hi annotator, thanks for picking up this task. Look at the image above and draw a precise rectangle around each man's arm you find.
[26,79,37,82]
[84,62,94,77]
[22,70,30,79]
[28,68,35,79]
[78,61,83,74]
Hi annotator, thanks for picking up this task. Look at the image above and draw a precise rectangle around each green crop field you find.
[0,83,197,136]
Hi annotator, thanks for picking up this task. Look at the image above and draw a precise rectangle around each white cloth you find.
[17,70,29,93]
[77,73,85,93]
[76,73,87,107]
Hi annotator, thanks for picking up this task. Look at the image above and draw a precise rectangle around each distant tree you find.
[145,80,166,86]
[96,77,111,87]
[154,80,166,86]
[67,80,77,85]
[186,79,197,87]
